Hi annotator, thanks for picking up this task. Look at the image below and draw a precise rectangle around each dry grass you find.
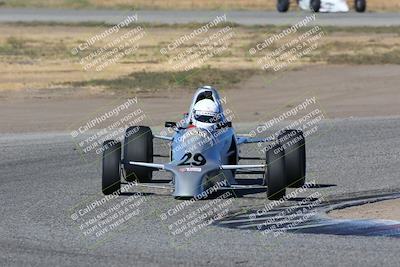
[1,23,400,94]
[2,0,400,11]
[70,67,259,93]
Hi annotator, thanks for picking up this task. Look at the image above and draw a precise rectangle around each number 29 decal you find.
[178,152,206,166]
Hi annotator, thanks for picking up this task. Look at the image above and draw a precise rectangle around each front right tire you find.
[102,140,121,195]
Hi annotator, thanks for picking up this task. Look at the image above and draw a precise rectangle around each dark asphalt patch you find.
[215,192,400,238]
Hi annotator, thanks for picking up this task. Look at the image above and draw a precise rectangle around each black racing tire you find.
[264,143,287,200]
[310,0,321,12]
[354,0,366,12]
[277,0,290,12]
[278,130,306,188]
[102,140,121,195]
[123,126,153,183]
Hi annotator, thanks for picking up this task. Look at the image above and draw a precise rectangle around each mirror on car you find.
[165,121,177,128]
[217,121,232,129]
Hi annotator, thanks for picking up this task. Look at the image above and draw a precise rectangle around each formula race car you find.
[277,0,366,13]
[102,86,306,200]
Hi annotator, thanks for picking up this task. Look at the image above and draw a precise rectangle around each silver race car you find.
[102,86,306,200]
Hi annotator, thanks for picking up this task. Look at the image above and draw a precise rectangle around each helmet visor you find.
[194,114,218,123]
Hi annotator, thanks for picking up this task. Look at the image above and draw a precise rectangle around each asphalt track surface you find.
[1,117,400,266]
[1,8,400,26]
[218,192,400,237]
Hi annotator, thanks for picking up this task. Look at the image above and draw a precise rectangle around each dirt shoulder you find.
[1,20,399,133]
[329,198,400,221]
[0,64,399,133]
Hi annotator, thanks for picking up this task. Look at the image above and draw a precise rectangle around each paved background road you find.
[1,118,399,266]
[1,8,400,26]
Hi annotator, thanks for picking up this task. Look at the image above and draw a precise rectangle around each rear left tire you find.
[278,130,306,188]
[355,0,366,12]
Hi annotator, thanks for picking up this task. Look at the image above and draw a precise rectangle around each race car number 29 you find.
[178,152,206,166]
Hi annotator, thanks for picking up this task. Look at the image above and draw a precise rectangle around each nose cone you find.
[173,170,205,198]
[165,163,220,199]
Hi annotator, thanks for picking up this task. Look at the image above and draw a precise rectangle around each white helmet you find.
[192,99,220,128]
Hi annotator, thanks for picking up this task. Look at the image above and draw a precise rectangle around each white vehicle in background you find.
[277,0,366,13]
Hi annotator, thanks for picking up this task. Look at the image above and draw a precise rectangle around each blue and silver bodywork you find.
[129,86,271,198]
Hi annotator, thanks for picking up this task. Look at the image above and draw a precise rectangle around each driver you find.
[191,99,221,129]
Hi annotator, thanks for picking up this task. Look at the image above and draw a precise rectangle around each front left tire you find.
[264,142,287,200]
[310,0,321,12]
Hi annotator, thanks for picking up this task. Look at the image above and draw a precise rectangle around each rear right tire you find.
[123,126,153,183]
[277,0,290,12]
